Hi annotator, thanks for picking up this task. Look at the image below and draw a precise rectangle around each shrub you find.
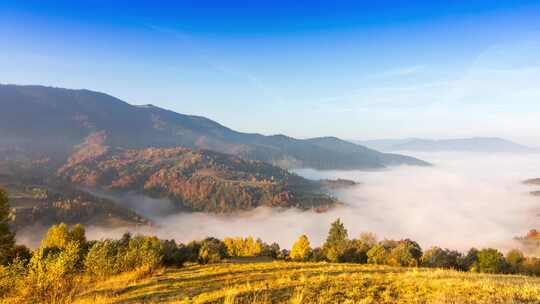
[23,241,82,303]
[85,240,121,278]
[290,235,312,261]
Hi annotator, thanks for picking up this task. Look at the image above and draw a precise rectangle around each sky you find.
[1,1,540,145]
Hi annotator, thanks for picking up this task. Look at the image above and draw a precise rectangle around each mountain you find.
[57,144,338,213]
[0,84,428,170]
[356,138,536,153]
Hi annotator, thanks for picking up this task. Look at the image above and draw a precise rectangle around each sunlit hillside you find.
[72,262,540,304]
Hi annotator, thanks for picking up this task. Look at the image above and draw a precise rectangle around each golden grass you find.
[72,262,540,304]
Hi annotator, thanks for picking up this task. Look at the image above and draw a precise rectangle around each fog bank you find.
[85,152,540,252]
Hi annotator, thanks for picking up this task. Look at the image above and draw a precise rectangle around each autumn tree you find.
[421,247,462,269]
[323,219,349,262]
[505,249,525,274]
[476,248,507,273]
[0,188,15,265]
[290,235,312,261]
[41,223,87,250]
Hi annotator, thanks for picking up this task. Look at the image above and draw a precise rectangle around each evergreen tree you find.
[290,235,312,261]
[323,218,348,262]
[0,188,15,265]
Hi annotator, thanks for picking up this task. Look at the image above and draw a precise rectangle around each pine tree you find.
[290,235,312,261]
[0,188,15,265]
[323,218,348,262]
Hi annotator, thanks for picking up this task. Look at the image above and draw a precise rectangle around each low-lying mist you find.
[71,152,540,252]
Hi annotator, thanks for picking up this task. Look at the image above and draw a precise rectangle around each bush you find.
[23,241,82,303]
[85,240,121,278]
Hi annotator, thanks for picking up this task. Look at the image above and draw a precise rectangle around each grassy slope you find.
[74,262,540,304]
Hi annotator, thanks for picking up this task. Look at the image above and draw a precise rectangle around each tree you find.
[476,248,506,274]
[421,247,462,269]
[459,248,479,271]
[198,238,227,264]
[323,219,348,262]
[387,240,422,267]
[290,235,312,261]
[0,188,15,265]
[367,244,389,265]
[41,223,71,249]
[505,249,525,274]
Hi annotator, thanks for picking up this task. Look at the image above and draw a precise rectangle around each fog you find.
[84,152,540,252]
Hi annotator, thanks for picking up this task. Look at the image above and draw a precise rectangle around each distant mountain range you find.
[0,84,427,170]
[355,138,537,153]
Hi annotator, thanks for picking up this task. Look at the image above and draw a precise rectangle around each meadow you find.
[73,262,540,304]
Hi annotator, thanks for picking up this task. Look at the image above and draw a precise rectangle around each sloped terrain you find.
[74,262,540,304]
[58,143,338,213]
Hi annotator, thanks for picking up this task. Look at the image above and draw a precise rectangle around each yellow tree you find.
[290,235,312,261]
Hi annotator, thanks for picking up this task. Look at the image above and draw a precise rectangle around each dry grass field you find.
[72,262,540,304]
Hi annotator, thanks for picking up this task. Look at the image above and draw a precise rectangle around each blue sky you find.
[1,1,540,145]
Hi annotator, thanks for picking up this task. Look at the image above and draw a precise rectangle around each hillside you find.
[357,137,535,153]
[57,140,338,213]
[0,174,148,231]
[0,84,428,170]
[73,262,540,303]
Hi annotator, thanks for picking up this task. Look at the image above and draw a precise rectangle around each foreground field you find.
[74,262,540,304]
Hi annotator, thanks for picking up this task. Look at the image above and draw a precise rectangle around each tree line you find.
[0,189,539,302]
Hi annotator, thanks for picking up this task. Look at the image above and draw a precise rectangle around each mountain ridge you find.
[0,84,429,170]
[355,137,536,153]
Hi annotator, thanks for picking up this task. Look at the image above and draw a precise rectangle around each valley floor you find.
[73,262,540,304]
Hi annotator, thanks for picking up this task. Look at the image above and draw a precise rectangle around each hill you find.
[73,262,540,303]
[356,137,536,153]
[0,84,428,170]
[57,139,338,213]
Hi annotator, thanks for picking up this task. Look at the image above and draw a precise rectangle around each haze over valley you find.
[0,85,538,256]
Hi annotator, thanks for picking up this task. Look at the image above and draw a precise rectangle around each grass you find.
[70,262,540,304]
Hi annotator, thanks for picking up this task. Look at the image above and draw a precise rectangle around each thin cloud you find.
[144,24,284,103]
